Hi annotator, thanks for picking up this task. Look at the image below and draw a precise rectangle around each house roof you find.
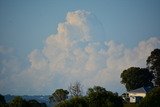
[128,86,153,93]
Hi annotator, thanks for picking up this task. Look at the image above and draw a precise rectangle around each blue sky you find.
[0,0,160,95]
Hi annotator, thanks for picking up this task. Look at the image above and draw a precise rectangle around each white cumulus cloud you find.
[0,10,160,95]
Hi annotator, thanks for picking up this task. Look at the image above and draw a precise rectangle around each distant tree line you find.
[0,95,47,107]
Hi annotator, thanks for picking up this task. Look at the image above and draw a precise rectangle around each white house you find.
[128,86,152,103]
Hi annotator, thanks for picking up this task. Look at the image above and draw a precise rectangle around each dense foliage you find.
[139,87,160,107]
[87,86,123,107]
[147,48,160,86]
[9,96,28,107]
[54,86,123,107]
[27,99,47,107]
[121,67,154,91]
[55,97,88,107]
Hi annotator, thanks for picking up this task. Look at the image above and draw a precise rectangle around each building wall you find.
[128,93,146,103]
[129,93,146,98]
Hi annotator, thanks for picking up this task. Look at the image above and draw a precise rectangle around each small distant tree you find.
[49,89,69,103]
[68,81,83,97]
[120,67,154,91]
[147,48,160,86]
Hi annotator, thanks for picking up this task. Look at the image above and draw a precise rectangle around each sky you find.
[0,0,160,95]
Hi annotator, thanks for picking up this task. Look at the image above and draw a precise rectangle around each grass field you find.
[123,103,138,107]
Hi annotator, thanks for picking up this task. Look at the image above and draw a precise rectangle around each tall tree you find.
[68,81,83,97]
[0,94,7,107]
[147,48,160,86]
[0,94,6,104]
[49,89,69,103]
[121,67,154,91]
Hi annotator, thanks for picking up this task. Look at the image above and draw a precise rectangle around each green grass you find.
[123,103,138,107]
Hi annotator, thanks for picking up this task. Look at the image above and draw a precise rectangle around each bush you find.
[55,97,88,107]
[139,87,160,107]
[87,86,123,107]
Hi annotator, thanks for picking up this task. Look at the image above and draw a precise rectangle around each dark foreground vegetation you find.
[1,87,160,107]
[0,48,160,107]
[0,95,47,107]
[52,85,123,107]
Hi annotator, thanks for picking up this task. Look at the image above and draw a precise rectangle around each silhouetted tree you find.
[0,94,8,107]
[0,94,6,104]
[121,67,154,91]
[147,48,160,86]
[49,89,69,103]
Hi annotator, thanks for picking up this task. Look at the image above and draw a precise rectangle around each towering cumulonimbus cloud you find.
[0,10,160,95]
